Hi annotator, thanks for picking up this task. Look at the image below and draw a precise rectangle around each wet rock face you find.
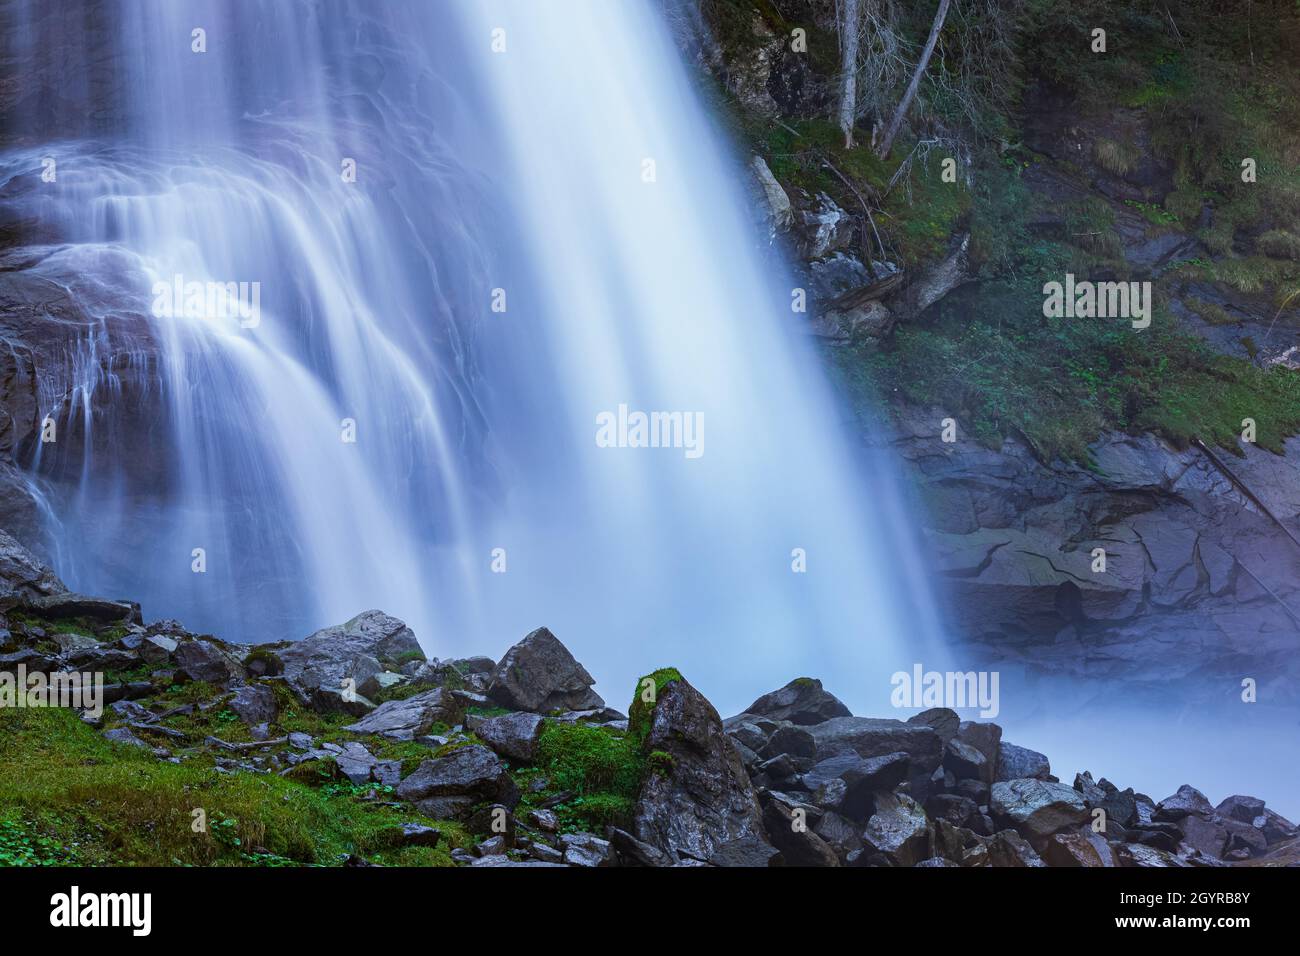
[742,677,851,726]
[991,778,1089,846]
[487,626,605,714]
[892,399,1300,696]
[0,527,65,603]
[343,688,463,741]
[633,676,770,864]
[280,610,422,714]
[395,744,520,821]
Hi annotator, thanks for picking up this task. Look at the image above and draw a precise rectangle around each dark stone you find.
[807,716,943,780]
[396,744,519,820]
[802,751,909,820]
[943,738,987,782]
[1155,785,1214,822]
[760,723,817,761]
[996,741,1051,782]
[280,610,421,713]
[632,675,769,864]
[986,830,1046,867]
[955,721,1001,785]
[990,778,1088,844]
[173,640,245,686]
[399,823,441,848]
[1216,795,1265,825]
[762,793,840,867]
[487,627,604,713]
[228,683,278,726]
[0,528,66,602]
[742,677,852,726]
[607,827,672,867]
[861,792,932,867]
[560,832,614,867]
[907,707,960,747]
[925,793,979,829]
[1042,831,1105,866]
[471,711,545,762]
[343,687,463,741]
[707,834,781,868]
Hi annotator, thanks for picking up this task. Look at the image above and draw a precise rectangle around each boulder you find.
[955,721,1001,784]
[1255,809,1298,845]
[991,778,1088,844]
[0,528,65,603]
[860,792,932,867]
[759,723,817,762]
[29,592,136,625]
[607,827,672,868]
[741,677,851,726]
[173,639,245,686]
[995,742,1051,782]
[943,738,987,782]
[1042,831,1106,866]
[906,707,960,747]
[813,811,864,859]
[802,751,909,820]
[228,684,278,726]
[334,742,379,785]
[1216,795,1265,825]
[560,832,614,867]
[806,716,943,779]
[343,687,463,741]
[986,830,1047,867]
[1155,785,1214,822]
[280,610,421,714]
[471,711,545,762]
[925,794,980,830]
[399,823,442,848]
[632,675,769,864]
[396,744,519,820]
[762,793,840,867]
[487,627,604,713]
[139,635,177,664]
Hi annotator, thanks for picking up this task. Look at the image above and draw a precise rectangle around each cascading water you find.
[2,0,946,715]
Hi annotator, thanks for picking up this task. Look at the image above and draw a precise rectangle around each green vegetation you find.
[699,0,1300,463]
[523,721,643,833]
[0,707,468,866]
[627,667,683,746]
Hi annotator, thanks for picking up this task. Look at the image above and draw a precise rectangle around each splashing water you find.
[2,0,946,714]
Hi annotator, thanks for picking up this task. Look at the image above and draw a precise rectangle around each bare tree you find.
[875,0,952,158]
[837,0,862,148]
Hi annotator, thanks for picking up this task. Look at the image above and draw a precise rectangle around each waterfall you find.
[1,0,945,714]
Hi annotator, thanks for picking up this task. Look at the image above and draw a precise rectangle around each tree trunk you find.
[838,0,861,149]
[875,0,951,159]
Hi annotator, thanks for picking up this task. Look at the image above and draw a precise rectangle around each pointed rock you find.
[632,673,769,864]
[487,627,604,713]
[742,677,851,726]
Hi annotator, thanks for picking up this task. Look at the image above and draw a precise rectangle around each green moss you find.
[535,722,641,796]
[647,750,676,778]
[0,707,465,866]
[627,667,683,747]
[521,721,644,833]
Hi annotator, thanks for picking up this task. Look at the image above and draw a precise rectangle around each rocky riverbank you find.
[2,531,1295,867]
